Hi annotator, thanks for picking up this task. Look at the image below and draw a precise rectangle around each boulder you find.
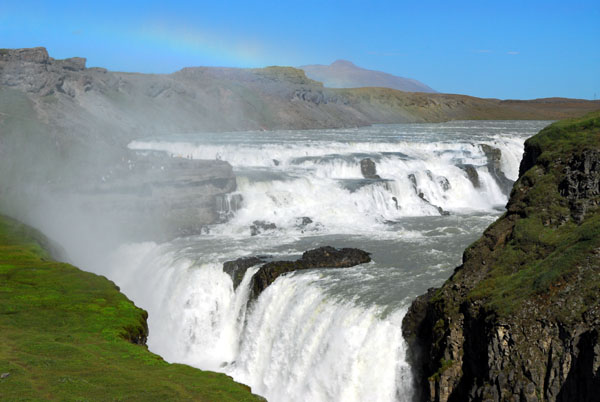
[295,216,313,227]
[360,158,381,179]
[437,176,451,191]
[250,220,276,236]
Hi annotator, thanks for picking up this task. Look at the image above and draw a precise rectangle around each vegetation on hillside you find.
[463,111,600,317]
[402,111,600,402]
[0,215,262,401]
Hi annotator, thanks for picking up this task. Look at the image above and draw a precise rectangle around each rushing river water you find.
[91,121,548,401]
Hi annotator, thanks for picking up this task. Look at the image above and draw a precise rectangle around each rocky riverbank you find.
[402,112,600,401]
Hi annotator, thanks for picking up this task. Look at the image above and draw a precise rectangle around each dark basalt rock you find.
[300,246,371,268]
[223,246,371,299]
[437,206,451,216]
[223,256,269,289]
[438,176,451,191]
[250,220,277,236]
[461,164,480,188]
[295,216,313,227]
[360,158,381,179]
[251,246,371,297]
[408,173,418,189]
[481,144,515,195]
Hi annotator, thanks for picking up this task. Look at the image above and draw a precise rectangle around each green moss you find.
[0,215,262,401]
[466,111,600,317]
[428,358,455,382]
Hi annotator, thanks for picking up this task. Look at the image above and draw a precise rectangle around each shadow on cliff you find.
[557,329,600,402]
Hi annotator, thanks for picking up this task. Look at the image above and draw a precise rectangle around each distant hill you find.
[300,60,436,93]
[1,47,599,163]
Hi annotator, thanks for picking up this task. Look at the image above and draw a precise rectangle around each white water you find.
[88,121,548,401]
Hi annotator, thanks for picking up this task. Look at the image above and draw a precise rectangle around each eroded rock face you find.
[461,164,481,188]
[223,256,269,289]
[481,144,514,194]
[559,150,600,223]
[403,115,600,402]
[222,246,371,297]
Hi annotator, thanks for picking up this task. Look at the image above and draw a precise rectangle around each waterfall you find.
[79,121,550,401]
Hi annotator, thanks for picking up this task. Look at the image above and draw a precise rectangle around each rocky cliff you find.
[402,111,600,401]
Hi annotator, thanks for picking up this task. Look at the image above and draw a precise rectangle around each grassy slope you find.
[0,215,262,401]
[458,111,600,317]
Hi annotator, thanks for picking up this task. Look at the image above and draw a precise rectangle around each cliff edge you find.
[0,214,263,401]
[402,111,600,401]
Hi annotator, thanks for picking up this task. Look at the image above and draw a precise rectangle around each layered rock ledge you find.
[223,246,371,297]
[402,112,600,402]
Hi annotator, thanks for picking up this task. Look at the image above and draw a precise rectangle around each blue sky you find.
[1,0,599,99]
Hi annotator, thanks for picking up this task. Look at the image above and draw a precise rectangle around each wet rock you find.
[295,216,313,227]
[250,220,277,236]
[438,176,451,191]
[301,246,371,268]
[223,256,269,289]
[360,158,381,179]
[409,177,449,216]
[462,164,480,188]
[481,144,514,194]
[250,246,371,298]
[408,173,418,189]
[216,193,243,221]
[437,206,451,216]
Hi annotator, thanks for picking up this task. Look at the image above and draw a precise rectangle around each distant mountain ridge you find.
[300,60,436,93]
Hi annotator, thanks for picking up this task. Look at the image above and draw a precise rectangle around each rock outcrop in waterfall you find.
[223,246,371,297]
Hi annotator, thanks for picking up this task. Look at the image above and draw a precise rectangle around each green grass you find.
[0,215,262,401]
[465,111,600,316]
[428,358,456,382]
